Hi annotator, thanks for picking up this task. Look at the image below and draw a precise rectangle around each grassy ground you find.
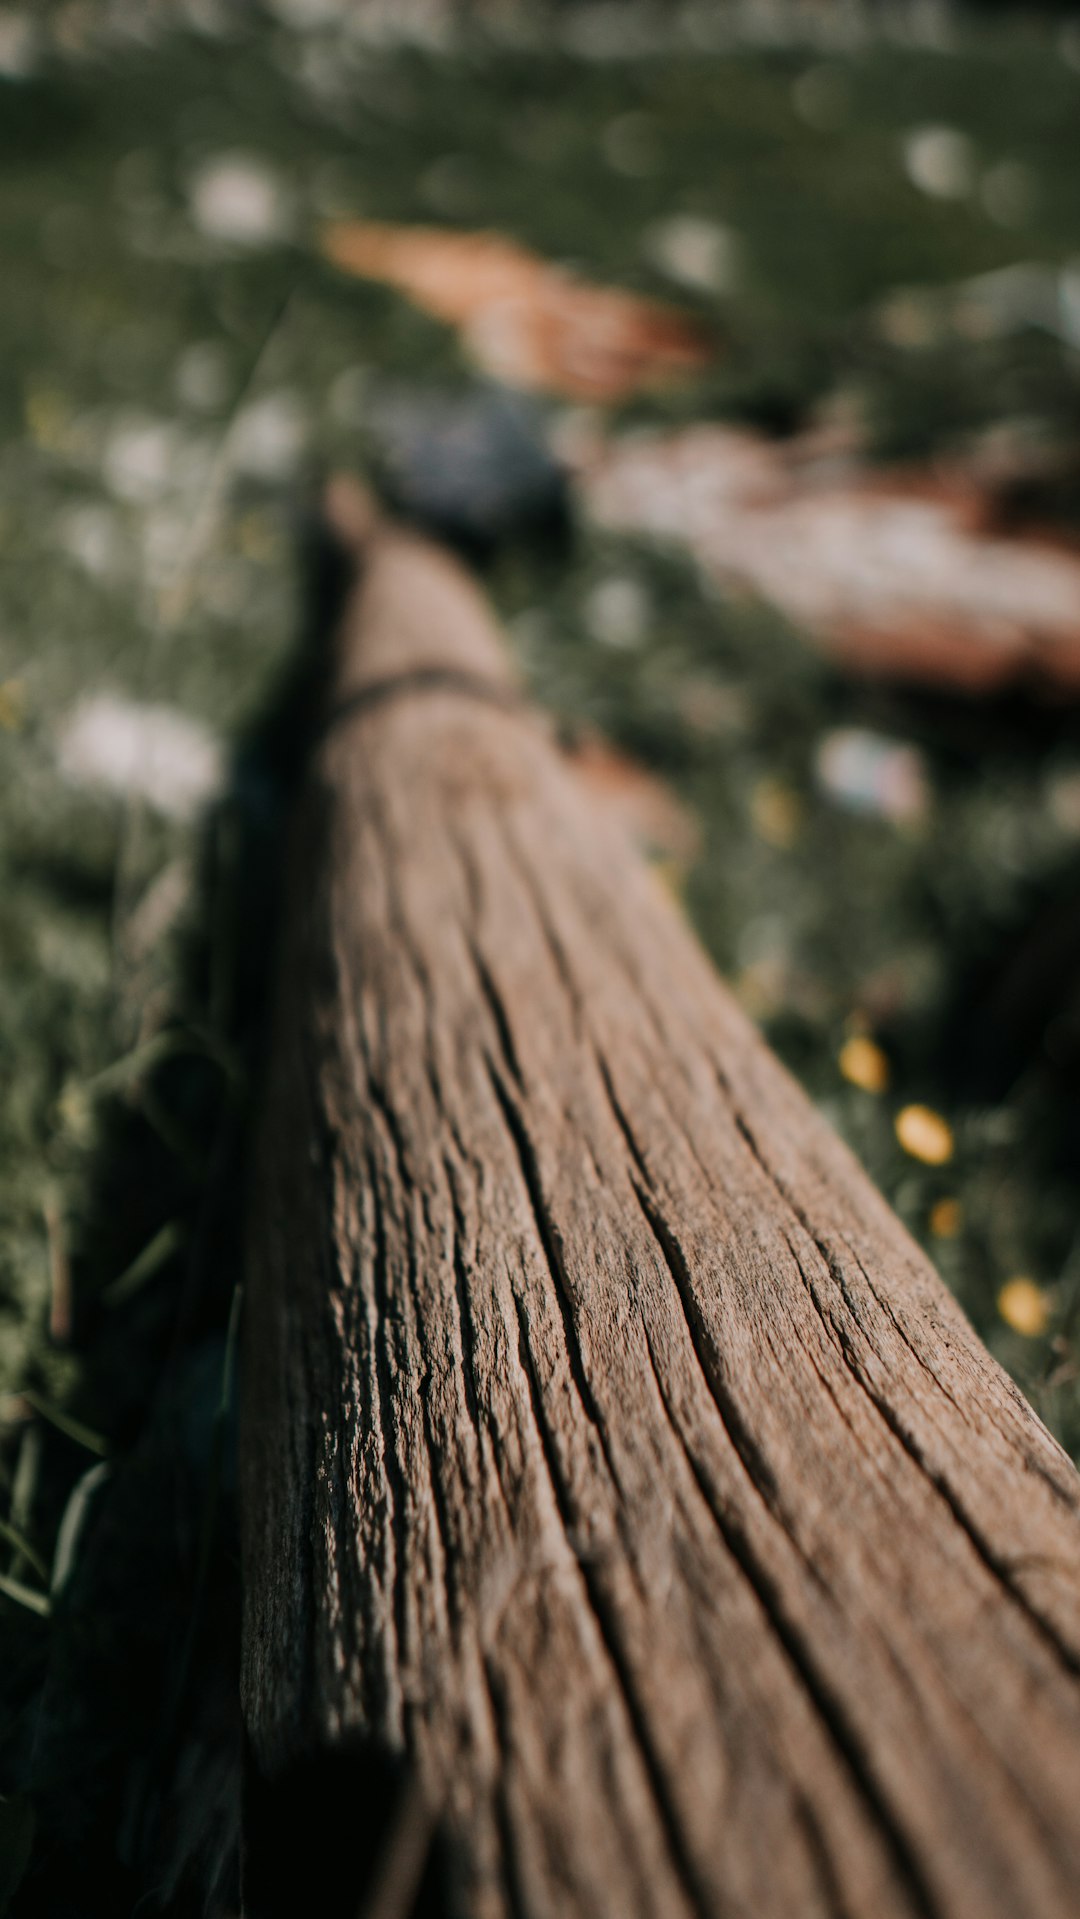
[2,3,1080,1909]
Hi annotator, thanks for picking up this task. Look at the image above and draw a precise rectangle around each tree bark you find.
[241,489,1080,1919]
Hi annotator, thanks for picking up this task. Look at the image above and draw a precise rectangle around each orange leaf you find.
[566,731,701,862]
[321,221,713,403]
[580,425,1080,695]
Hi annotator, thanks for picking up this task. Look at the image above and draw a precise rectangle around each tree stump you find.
[240,487,1080,1919]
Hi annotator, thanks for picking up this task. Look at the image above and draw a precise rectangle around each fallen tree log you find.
[240,486,1080,1919]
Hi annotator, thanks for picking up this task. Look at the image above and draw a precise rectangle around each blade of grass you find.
[102,1220,187,1309]
[20,1391,109,1460]
[79,1027,203,1099]
[51,1461,111,1595]
[0,1574,50,1619]
[5,1427,41,1583]
[0,1518,47,1586]
[43,1191,71,1346]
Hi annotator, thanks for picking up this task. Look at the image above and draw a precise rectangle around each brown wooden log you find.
[240,487,1080,1919]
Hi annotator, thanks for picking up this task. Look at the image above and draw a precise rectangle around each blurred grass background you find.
[2,2,1080,1910]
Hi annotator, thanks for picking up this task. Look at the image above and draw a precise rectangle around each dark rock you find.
[368,383,569,555]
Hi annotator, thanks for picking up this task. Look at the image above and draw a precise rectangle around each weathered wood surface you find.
[241,489,1080,1919]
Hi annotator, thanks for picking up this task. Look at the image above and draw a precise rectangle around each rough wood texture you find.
[241,493,1080,1919]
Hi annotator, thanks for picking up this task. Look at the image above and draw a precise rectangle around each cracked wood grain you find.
[241,496,1080,1919]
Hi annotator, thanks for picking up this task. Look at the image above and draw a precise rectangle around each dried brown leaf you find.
[321,221,713,402]
[579,425,1080,694]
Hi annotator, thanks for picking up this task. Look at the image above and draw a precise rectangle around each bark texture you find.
[241,495,1080,1919]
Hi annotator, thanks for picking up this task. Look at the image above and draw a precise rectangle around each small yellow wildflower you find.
[24,385,69,452]
[0,680,24,731]
[997,1278,1050,1339]
[929,1197,963,1239]
[895,1104,954,1166]
[56,1080,92,1144]
[750,778,802,850]
[838,1034,889,1094]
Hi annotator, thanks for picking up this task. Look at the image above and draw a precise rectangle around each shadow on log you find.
[241,482,1080,1919]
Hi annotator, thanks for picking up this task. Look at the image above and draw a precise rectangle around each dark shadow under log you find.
[241,486,1080,1919]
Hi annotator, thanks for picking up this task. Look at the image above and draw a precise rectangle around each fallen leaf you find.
[321,221,713,403]
[578,424,1080,694]
[566,731,700,863]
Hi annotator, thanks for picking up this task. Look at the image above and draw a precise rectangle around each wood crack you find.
[467,935,528,1097]
[362,1141,411,1731]
[598,1060,939,1919]
[779,1225,1079,1848]
[442,1150,485,1456]
[632,1257,941,1919]
[510,1293,712,1919]
[484,1050,623,1498]
[725,1095,1080,1683]
[483,1650,536,1919]
[499,813,587,1036]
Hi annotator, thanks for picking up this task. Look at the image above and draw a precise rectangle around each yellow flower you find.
[928,1197,963,1239]
[0,680,24,731]
[838,1035,889,1094]
[997,1278,1049,1339]
[750,778,802,850]
[895,1104,953,1166]
[24,384,69,452]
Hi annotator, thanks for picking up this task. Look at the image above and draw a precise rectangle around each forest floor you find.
[2,2,1080,1910]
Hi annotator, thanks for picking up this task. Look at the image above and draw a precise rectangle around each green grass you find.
[2,5,1080,1908]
